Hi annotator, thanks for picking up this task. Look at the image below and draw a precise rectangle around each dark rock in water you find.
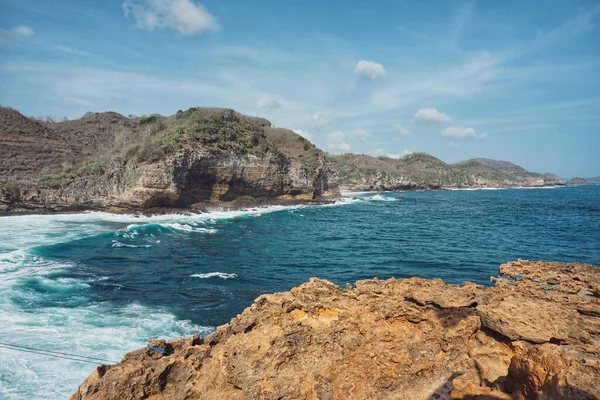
[71,260,600,400]
[395,196,405,200]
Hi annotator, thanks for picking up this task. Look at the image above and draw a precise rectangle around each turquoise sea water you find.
[0,185,599,398]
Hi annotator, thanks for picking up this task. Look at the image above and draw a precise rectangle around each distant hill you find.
[584,177,600,184]
[460,158,527,175]
[331,153,563,191]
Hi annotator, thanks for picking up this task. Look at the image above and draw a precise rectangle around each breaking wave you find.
[190,272,238,279]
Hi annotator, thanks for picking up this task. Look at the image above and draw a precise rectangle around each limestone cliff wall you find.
[1,150,339,213]
[71,260,600,400]
[337,170,517,191]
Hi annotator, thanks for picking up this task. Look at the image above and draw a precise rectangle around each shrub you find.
[41,161,107,186]
[299,147,322,174]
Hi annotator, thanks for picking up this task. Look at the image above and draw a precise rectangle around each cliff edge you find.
[0,107,339,213]
[71,260,600,399]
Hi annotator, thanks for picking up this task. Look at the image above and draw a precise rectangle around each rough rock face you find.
[0,107,339,213]
[71,260,600,400]
[1,151,338,212]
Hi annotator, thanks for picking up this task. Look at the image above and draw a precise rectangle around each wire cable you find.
[0,342,118,364]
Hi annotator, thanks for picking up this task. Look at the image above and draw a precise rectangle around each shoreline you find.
[1,184,572,217]
[0,197,340,218]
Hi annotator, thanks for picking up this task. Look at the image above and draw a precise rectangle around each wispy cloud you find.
[51,45,98,57]
[393,123,410,135]
[488,124,554,133]
[122,0,218,35]
[326,131,351,153]
[531,4,600,50]
[440,125,482,139]
[348,128,371,141]
[257,96,283,111]
[0,25,35,48]
[13,26,35,38]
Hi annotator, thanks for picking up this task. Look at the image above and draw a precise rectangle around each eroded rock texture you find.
[71,260,600,400]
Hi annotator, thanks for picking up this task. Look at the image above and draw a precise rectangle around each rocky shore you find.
[71,260,600,400]
[331,153,566,192]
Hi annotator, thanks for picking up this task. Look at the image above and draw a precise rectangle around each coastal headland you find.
[1,106,571,215]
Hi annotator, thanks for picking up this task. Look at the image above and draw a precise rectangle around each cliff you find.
[331,153,564,191]
[569,177,588,185]
[71,260,600,400]
[0,107,339,213]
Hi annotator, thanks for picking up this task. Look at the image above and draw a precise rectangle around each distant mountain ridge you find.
[459,158,527,174]
[331,153,565,191]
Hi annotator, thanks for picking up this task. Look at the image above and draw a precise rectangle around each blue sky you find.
[1,0,599,177]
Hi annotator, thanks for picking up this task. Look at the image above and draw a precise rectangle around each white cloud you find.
[441,125,484,139]
[313,112,321,120]
[257,96,282,111]
[373,148,405,159]
[403,149,413,155]
[122,0,218,35]
[13,26,35,37]
[326,131,351,153]
[393,123,410,135]
[293,129,312,141]
[354,60,387,80]
[0,25,35,48]
[448,141,460,147]
[413,107,452,124]
[349,128,371,141]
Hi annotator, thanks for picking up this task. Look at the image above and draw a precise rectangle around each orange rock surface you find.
[71,260,600,400]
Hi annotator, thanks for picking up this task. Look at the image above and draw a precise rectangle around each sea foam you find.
[190,272,238,279]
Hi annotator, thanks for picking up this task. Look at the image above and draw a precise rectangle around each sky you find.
[0,0,599,178]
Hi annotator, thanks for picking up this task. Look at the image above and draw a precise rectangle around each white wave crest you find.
[369,194,397,201]
[111,240,152,248]
[162,223,218,233]
[190,272,238,279]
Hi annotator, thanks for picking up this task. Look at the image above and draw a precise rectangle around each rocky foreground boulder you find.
[72,260,600,400]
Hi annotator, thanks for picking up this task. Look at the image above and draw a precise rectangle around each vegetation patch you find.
[41,161,107,186]
[298,147,322,174]
[153,108,272,157]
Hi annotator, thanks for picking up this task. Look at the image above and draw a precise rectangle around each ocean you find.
[0,185,599,399]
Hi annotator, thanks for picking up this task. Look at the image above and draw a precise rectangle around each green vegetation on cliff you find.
[153,108,272,156]
[41,161,107,187]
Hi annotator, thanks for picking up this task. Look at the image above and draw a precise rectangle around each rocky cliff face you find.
[71,260,600,400]
[332,153,563,191]
[0,107,339,213]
